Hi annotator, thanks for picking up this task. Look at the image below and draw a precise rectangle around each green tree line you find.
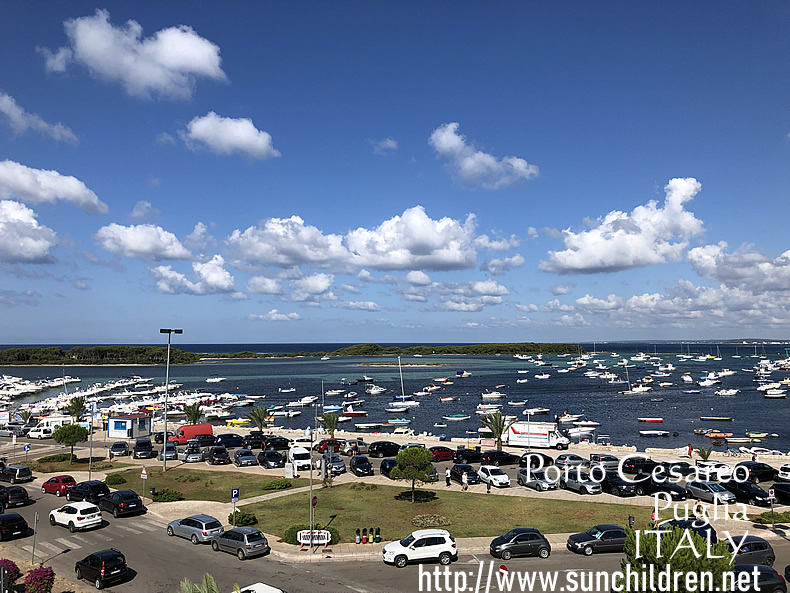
[0,346,200,365]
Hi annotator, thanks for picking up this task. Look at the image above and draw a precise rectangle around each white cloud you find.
[481,253,525,275]
[250,309,301,321]
[515,303,539,312]
[575,294,624,312]
[130,200,157,221]
[544,299,574,312]
[429,122,539,189]
[40,9,226,100]
[290,273,334,301]
[550,283,574,296]
[540,178,705,274]
[246,276,282,294]
[688,242,790,292]
[373,137,398,154]
[0,92,78,143]
[95,223,191,261]
[183,222,215,252]
[0,289,40,307]
[552,313,590,327]
[336,300,381,311]
[151,255,234,295]
[405,270,431,285]
[180,112,280,159]
[0,160,108,214]
[156,132,176,144]
[0,200,58,263]
[474,234,520,250]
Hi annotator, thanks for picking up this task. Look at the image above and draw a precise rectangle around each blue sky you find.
[1,2,788,344]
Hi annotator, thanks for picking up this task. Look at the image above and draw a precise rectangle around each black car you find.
[736,462,779,484]
[599,471,636,497]
[518,451,555,468]
[655,461,697,479]
[67,480,110,503]
[264,436,291,451]
[480,450,520,466]
[0,485,30,509]
[98,490,144,518]
[490,528,551,560]
[368,441,401,458]
[75,548,128,589]
[256,450,285,469]
[453,447,482,464]
[204,446,231,465]
[450,463,481,485]
[380,458,397,478]
[0,512,28,541]
[632,473,687,501]
[0,465,33,484]
[215,433,244,448]
[132,437,156,459]
[727,535,776,567]
[193,434,217,447]
[153,431,175,444]
[770,482,790,505]
[567,524,626,556]
[349,455,374,477]
[721,480,773,507]
[242,432,266,449]
[737,565,787,593]
[621,457,658,475]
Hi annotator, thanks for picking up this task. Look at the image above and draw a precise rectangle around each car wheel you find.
[559,481,566,489]
[610,487,620,496]
[237,548,246,561]
[538,547,550,559]
[493,461,500,467]
[765,557,774,567]
[41,486,46,494]
[377,452,384,458]
[69,522,77,533]
[10,478,15,485]
[166,526,174,536]
[66,492,73,501]
[500,550,512,561]
[438,551,452,565]
[55,489,62,497]
[94,577,103,590]
[748,498,757,506]
[75,567,82,581]
[394,555,408,568]
[635,486,645,496]
[753,476,760,484]
[49,515,56,526]
[191,534,199,545]
[584,546,593,556]
[211,540,219,551]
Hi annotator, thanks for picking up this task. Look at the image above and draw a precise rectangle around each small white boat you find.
[557,413,582,423]
[278,387,296,393]
[715,388,740,397]
[523,407,550,416]
[507,400,528,406]
[517,370,529,374]
[433,423,448,428]
[387,418,411,425]
[534,373,550,379]
[272,410,301,418]
[365,384,387,395]
[341,405,368,417]
[206,377,227,383]
[442,414,471,421]
[320,356,331,360]
[439,396,458,402]
[764,390,787,399]
[639,430,670,437]
[355,422,383,429]
[386,406,409,413]
[516,378,529,384]
[481,390,506,399]
[573,420,601,428]
[325,389,345,396]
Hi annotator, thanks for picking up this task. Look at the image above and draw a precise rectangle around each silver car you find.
[342,439,369,456]
[177,441,203,463]
[517,468,558,491]
[159,443,178,461]
[686,480,737,504]
[166,514,224,545]
[324,453,346,475]
[211,526,269,560]
[559,471,602,495]
[555,453,587,467]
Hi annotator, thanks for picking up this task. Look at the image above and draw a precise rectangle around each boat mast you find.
[398,356,405,400]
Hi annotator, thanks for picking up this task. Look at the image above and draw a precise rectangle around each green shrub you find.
[262,479,292,491]
[754,510,790,524]
[282,523,340,545]
[91,461,114,470]
[174,473,201,483]
[348,483,378,490]
[36,453,74,463]
[152,488,184,502]
[228,511,258,526]
[411,514,451,528]
[104,473,127,486]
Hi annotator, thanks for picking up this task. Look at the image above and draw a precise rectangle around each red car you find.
[314,439,344,453]
[41,475,76,497]
[429,446,455,462]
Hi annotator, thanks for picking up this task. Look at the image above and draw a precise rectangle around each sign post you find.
[141,466,147,500]
[231,488,239,526]
[11,434,15,463]
[23,444,30,463]
[769,488,775,529]
[31,512,39,565]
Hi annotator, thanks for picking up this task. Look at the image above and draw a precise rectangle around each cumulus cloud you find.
[250,309,301,321]
[95,223,191,261]
[130,200,157,221]
[474,234,520,250]
[481,253,525,275]
[0,92,78,143]
[688,242,790,292]
[373,138,398,155]
[575,293,625,312]
[539,178,705,274]
[290,273,334,302]
[151,255,234,295]
[515,303,539,312]
[405,270,431,285]
[336,300,381,311]
[0,200,58,263]
[0,160,108,214]
[246,276,282,294]
[180,112,280,159]
[429,122,538,189]
[183,222,214,252]
[39,9,226,99]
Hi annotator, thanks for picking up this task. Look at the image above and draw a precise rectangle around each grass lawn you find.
[241,484,652,543]
[110,466,308,502]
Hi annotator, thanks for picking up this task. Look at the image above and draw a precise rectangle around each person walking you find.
[486,479,491,494]
[445,467,451,487]
[461,471,468,492]
[687,443,693,458]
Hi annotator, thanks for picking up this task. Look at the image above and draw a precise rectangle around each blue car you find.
[214,433,244,448]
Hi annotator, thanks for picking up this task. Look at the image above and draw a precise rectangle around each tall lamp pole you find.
[304,426,314,548]
[160,328,182,472]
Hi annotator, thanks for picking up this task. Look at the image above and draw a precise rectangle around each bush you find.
[262,479,292,491]
[282,523,340,545]
[91,461,114,470]
[36,453,74,463]
[0,559,21,584]
[104,473,127,486]
[151,488,184,502]
[411,514,451,528]
[24,565,55,593]
[754,510,790,524]
[228,511,258,527]
[174,473,202,483]
[348,483,378,490]
[394,490,436,503]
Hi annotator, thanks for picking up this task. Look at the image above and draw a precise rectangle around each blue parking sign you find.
[23,444,31,452]
[231,488,239,502]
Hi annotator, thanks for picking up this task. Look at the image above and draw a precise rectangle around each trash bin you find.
[355,528,361,544]
[374,527,381,543]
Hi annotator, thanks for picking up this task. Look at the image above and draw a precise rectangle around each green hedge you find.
[262,479,292,491]
[152,488,184,502]
[228,511,258,527]
[104,473,127,486]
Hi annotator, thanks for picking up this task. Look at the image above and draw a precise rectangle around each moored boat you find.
[442,414,470,421]
[638,417,663,423]
[639,430,670,437]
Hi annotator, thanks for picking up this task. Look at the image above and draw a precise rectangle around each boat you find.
[700,416,733,421]
[650,397,665,402]
[387,418,411,425]
[517,370,529,374]
[704,431,733,439]
[322,404,342,412]
[341,405,368,417]
[365,384,387,395]
[225,418,251,427]
[439,396,458,402]
[683,390,702,394]
[523,407,550,416]
[638,417,664,423]
[325,389,345,396]
[433,422,447,428]
[745,432,769,438]
[456,370,471,378]
[392,427,414,436]
[425,384,442,393]
[507,400,528,406]
[726,437,752,444]
[639,430,670,437]
[278,387,296,393]
[764,389,787,398]
[206,377,227,383]
[658,382,673,387]
[442,414,471,421]
[557,413,582,423]
[355,423,383,430]
[516,378,529,384]
[320,356,331,360]
[481,390,506,399]
[573,420,601,428]
[534,373,550,379]
[386,406,409,413]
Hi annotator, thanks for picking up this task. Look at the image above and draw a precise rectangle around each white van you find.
[34,415,73,430]
[288,446,312,471]
[28,426,53,440]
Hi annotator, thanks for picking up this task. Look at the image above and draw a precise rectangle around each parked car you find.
[41,475,76,497]
[49,501,102,532]
[132,437,156,459]
[263,436,291,451]
[215,433,244,448]
[400,443,426,452]
[382,529,457,568]
[695,461,734,481]
[516,468,557,491]
[98,490,144,518]
[770,482,790,504]
[342,439,369,456]
[349,455,374,477]
[739,565,787,593]
[257,450,285,469]
[480,450,519,466]
[287,447,312,471]
[721,480,773,507]
[0,423,31,437]
[736,462,779,484]
[686,480,737,504]
[450,464,480,486]
[655,460,696,478]
[559,471,602,495]
[314,439,344,453]
[320,453,346,475]
[567,524,627,556]
[589,454,619,470]
[159,442,178,461]
[233,449,259,467]
[167,514,224,544]
[74,548,128,589]
[242,432,267,449]
[67,480,110,503]
[489,528,551,560]
[0,512,28,541]
[369,441,401,458]
[429,446,455,462]
[177,440,204,463]
[211,527,270,560]
[519,451,555,468]
[478,465,511,488]
[555,453,587,467]
[204,446,231,465]
[193,433,217,448]
[632,473,687,501]
[108,441,131,458]
[598,471,636,497]
[621,457,658,475]
[153,431,174,444]
[777,464,790,482]
[0,485,30,509]
[0,465,32,484]
[453,447,482,464]
[380,458,397,478]
[727,535,775,566]
[27,426,53,439]
[658,519,718,544]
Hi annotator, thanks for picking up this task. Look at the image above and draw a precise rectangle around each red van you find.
[168,423,214,445]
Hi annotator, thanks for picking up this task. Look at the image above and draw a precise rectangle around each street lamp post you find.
[304,426,314,549]
[160,328,182,472]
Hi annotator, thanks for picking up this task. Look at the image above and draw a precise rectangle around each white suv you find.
[383,529,457,568]
[288,447,312,471]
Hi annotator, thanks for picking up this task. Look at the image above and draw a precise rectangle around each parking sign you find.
[769,488,775,498]
[231,488,239,503]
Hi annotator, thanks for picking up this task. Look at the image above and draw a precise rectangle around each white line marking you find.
[55,537,81,549]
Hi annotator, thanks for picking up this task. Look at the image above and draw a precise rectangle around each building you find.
[106,414,152,439]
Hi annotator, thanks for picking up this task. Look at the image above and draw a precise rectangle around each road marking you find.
[85,531,113,542]
[134,521,159,531]
[38,541,63,553]
[55,537,81,549]
[115,524,142,535]
[70,534,91,544]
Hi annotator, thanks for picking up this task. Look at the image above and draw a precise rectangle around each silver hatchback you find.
[166,514,224,545]
[211,526,269,560]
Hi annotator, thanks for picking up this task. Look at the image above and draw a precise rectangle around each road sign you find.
[141,467,147,479]
[231,488,239,503]
[769,488,775,498]
[23,445,30,452]
[11,434,16,445]
[312,495,318,508]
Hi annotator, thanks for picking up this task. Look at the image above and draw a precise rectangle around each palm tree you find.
[66,396,86,423]
[246,407,269,432]
[480,411,517,451]
[183,403,202,425]
[177,573,220,593]
[320,412,339,439]
[696,445,713,462]
[18,409,33,425]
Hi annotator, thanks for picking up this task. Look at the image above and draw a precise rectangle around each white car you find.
[383,529,457,568]
[49,501,102,532]
[478,465,511,488]
[777,464,790,482]
[288,447,313,471]
[695,461,733,481]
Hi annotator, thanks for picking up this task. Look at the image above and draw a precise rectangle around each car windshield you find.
[292,452,310,460]
[709,483,726,492]
[63,477,76,484]
[400,534,415,547]
[587,528,603,539]
[102,555,125,569]
[204,520,222,530]
[531,470,545,479]
[490,468,505,476]
[120,493,138,502]
[246,531,265,542]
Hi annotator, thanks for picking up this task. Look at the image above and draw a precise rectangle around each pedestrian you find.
[462,471,468,491]
[486,480,491,494]
[445,467,451,487]
[752,453,756,463]
[687,443,693,458]
[693,499,704,520]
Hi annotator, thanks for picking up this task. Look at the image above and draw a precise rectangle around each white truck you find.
[506,422,570,450]
[28,415,74,439]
